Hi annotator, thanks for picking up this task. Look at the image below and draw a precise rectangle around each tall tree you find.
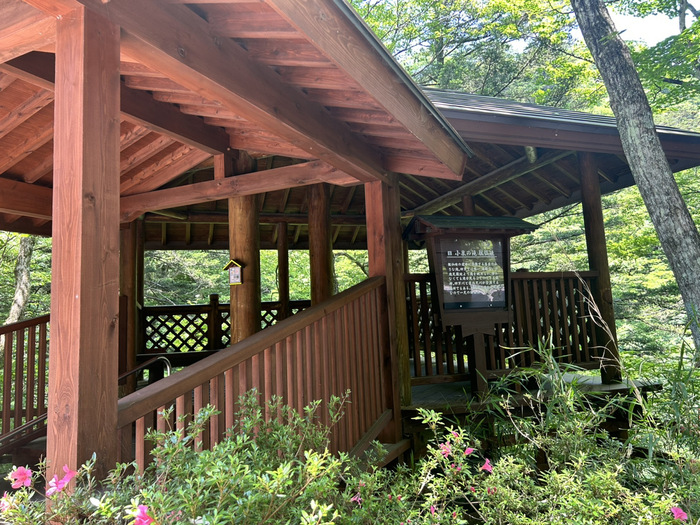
[0,235,35,350]
[352,0,604,108]
[4,235,35,325]
[570,0,700,353]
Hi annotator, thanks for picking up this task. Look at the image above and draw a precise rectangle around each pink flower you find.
[464,447,474,456]
[61,464,77,482]
[671,507,688,521]
[429,505,436,515]
[46,465,78,496]
[481,459,493,473]
[0,492,11,512]
[439,441,451,457]
[451,431,459,438]
[350,493,362,506]
[9,467,31,489]
[46,475,62,496]
[451,463,462,472]
[487,487,498,495]
[135,505,154,525]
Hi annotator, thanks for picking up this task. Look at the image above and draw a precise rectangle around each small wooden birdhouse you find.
[223,259,243,285]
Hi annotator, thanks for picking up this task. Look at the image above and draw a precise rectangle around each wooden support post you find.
[462,195,476,216]
[48,6,120,479]
[220,152,260,343]
[309,183,334,305]
[579,152,622,383]
[366,174,408,438]
[119,222,138,395]
[277,222,290,319]
[207,294,222,349]
[135,219,145,354]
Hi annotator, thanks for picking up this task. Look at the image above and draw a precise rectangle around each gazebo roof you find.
[0,0,699,251]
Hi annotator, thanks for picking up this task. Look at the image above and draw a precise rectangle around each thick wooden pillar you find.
[366,174,408,436]
[48,7,120,479]
[277,222,290,319]
[309,183,334,305]
[219,152,260,343]
[579,152,622,383]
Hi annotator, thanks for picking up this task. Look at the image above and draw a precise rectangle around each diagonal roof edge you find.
[329,0,474,159]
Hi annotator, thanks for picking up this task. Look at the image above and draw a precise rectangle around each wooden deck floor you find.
[402,373,663,416]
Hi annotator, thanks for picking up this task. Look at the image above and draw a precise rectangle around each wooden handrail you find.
[118,277,385,427]
[511,270,598,279]
[0,315,50,336]
[118,356,172,382]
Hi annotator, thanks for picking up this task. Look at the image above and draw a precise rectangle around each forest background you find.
[1,0,699,359]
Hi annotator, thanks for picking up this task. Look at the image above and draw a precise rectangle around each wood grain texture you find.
[265,0,468,178]
[47,6,120,480]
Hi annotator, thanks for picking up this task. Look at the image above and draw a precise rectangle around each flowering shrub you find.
[0,376,698,524]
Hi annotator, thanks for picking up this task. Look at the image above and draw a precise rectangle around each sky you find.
[608,11,680,44]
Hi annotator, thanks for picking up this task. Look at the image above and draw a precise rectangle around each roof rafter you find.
[264,0,469,178]
[120,146,211,195]
[1,52,230,154]
[405,150,575,217]
[24,0,386,183]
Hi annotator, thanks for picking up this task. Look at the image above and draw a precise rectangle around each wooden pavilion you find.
[0,0,700,480]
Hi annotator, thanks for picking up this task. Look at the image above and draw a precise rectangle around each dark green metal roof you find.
[405,215,538,240]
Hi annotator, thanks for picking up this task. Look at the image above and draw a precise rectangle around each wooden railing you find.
[0,315,49,453]
[142,295,311,353]
[406,271,602,389]
[118,277,395,470]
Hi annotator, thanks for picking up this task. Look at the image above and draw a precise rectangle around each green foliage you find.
[631,22,700,109]
[0,233,51,322]
[350,0,604,108]
[4,352,700,524]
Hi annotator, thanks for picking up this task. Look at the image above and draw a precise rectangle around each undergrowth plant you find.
[0,358,698,524]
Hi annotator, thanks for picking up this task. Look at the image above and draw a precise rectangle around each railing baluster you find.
[3,332,13,434]
[14,330,25,429]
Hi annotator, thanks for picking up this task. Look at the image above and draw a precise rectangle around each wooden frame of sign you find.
[426,233,511,331]
[405,216,538,332]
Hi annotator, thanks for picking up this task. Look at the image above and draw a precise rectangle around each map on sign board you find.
[438,237,506,309]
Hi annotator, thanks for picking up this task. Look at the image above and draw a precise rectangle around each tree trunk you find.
[0,235,35,350]
[4,235,35,325]
[571,0,700,355]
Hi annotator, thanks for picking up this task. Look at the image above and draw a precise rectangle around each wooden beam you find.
[120,83,229,154]
[405,150,575,217]
[23,0,390,183]
[0,178,52,219]
[47,5,120,480]
[265,0,468,178]
[120,160,356,222]
[1,52,229,154]
[143,212,367,225]
[0,3,55,65]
